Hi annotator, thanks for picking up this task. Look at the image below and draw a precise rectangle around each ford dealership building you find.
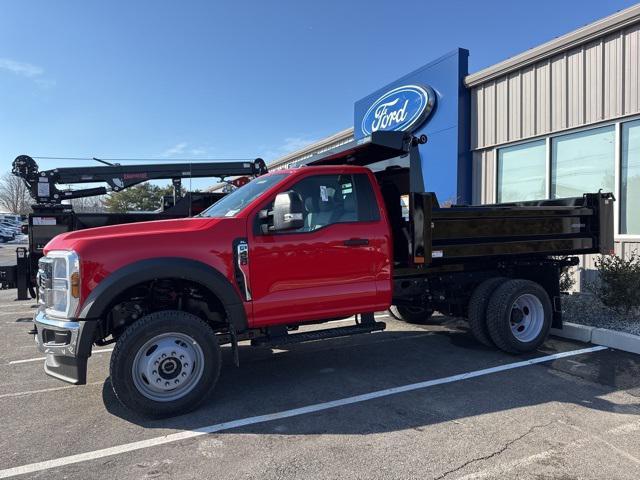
[240,5,640,284]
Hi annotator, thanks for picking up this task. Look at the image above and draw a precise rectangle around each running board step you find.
[251,321,386,347]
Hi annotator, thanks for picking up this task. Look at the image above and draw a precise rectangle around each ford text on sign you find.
[361,84,436,136]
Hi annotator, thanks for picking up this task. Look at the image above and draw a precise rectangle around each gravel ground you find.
[562,292,640,336]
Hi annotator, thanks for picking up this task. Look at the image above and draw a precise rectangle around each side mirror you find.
[272,191,304,231]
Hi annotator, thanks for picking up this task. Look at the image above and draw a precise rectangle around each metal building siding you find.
[469,24,640,150]
[567,48,584,127]
[508,73,521,139]
[617,241,640,258]
[625,24,640,114]
[551,55,568,131]
[521,66,536,138]
[604,33,623,119]
[471,149,496,204]
[496,78,508,144]
[484,149,496,204]
[584,39,604,123]
[471,150,483,204]
[483,82,496,147]
[535,61,551,134]
[470,88,481,149]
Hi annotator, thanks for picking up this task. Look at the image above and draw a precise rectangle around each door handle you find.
[343,238,369,246]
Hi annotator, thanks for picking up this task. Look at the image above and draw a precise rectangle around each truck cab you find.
[33,131,614,418]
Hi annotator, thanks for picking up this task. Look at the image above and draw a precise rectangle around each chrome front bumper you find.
[34,310,81,357]
[33,309,94,384]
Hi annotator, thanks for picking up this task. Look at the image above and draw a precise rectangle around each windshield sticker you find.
[320,185,328,202]
[33,217,56,226]
[225,209,239,217]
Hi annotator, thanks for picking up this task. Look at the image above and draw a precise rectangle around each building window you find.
[551,126,615,199]
[497,140,546,202]
[622,120,640,235]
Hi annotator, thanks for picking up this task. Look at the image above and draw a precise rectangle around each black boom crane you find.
[12,155,268,204]
[1,155,268,299]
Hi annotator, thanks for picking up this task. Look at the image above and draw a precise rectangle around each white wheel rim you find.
[509,293,545,343]
[131,332,205,402]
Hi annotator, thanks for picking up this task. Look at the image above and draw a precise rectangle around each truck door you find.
[248,172,392,327]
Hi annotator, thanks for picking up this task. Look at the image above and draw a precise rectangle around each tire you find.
[110,310,221,418]
[388,305,434,324]
[486,279,552,354]
[467,277,507,347]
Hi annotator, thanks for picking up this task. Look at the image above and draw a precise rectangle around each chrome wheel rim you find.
[132,332,205,402]
[509,294,544,343]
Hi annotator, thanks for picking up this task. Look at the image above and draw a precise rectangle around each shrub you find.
[552,256,576,292]
[559,266,576,293]
[589,252,640,315]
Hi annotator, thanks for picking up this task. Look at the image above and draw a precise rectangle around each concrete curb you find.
[551,322,640,355]
[550,322,594,343]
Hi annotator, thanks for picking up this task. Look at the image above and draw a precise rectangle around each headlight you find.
[38,250,80,319]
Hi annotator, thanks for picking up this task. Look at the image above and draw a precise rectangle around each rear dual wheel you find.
[468,278,552,353]
[468,277,506,347]
[486,279,552,353]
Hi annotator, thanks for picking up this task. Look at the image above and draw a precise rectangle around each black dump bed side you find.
[411,192,615,266]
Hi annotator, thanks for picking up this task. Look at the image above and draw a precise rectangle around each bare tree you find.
[440,197,457,208]
[0,173,31,214]
[69,195,107,213]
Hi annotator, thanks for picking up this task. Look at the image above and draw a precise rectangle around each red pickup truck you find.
[34,132,613,417]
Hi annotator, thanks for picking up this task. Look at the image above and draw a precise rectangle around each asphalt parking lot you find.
[1,243,639,479]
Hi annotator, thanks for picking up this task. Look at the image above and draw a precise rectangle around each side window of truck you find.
[286,173,380,233]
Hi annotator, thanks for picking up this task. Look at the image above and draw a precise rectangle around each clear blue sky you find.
[1,0,638,189]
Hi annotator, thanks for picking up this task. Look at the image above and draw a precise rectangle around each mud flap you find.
[44,354,88,385]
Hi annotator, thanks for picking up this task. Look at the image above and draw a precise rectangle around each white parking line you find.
[559,420,640,466]
[0,382,103,400]
[7,348,114,365]
[0,345,607,479]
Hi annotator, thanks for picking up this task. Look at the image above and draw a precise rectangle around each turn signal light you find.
[70,272,80,298]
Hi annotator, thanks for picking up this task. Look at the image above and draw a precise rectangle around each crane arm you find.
[12,155,268,205]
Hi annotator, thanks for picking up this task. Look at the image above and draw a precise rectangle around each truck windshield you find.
[199,173,288,218]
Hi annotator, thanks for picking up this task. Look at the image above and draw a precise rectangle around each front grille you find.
[37,257,53,307]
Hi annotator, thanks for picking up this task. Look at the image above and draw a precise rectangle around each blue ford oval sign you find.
[361,84,436,136]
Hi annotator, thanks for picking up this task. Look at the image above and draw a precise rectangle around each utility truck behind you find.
[33,132,614,417]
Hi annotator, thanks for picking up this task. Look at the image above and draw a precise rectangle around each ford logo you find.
[361,84,436,136]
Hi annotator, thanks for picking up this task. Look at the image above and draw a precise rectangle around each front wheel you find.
[110,310,221,418]
[388,305,435,324]
[486,279,552,353]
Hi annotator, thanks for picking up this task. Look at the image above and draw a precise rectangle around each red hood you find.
[45,217,223,253]
[43,215,246,299]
